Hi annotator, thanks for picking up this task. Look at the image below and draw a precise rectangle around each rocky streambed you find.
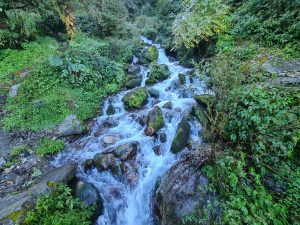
[0,37,216,225]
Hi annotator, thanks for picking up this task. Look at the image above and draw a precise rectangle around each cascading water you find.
[52,37,207,225]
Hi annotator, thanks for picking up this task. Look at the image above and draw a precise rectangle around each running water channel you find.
[53,37,208,225]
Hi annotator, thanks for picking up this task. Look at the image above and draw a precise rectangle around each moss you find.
[171,119,191,153]
[147,63,170,85]
[1,209,27,223]
[122,87,148,110]
[147,106,165,133]
[147,46,159,62]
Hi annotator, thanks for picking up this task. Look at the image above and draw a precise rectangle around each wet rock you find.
[125,78,143,89]
[114,142,139,161]
[178,73,186,84]
[103,135,119,145]
[138,115,147,126]
[146,63,170,85]
[153,151,219,225]
[145,106,165,136]
[56,115,86,137]
[159,132,167,143]
[9,84,20,97]
[153,145,162,156]
[148,88,160,99]
[73,181,104,220]
[127,65,141,75]
[0,164,77,224]
[93,153,115,171]
[171,119,191,154]
[83,159,94,172]
[162,101,173,110]
[106,102,115,115]
[122,87,149,110]
[143,46,159,62]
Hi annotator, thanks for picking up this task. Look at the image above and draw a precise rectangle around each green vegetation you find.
[1,0,299,224]
[36,138,65,156]
[147,63,170,84]
[122,87,149,110]
[23,183,94,225]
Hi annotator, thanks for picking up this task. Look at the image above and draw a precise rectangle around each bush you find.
[23,183,94,225]
[36,138,65,156]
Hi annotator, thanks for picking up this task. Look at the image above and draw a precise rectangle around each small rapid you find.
[52,37,207,225]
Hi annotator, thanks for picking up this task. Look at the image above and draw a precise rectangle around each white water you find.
[52,37,208,225]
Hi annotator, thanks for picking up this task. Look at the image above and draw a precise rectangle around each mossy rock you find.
[146,63,170,85]
[122,87,148,110]
[145,46,159,62]
[125,78,142,89]
[178,73,186,84]
[145,106,165,136]
[171,118,191,154]
[194,94,214,109]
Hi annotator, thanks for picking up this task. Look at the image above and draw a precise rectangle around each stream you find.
[52,37,208,225]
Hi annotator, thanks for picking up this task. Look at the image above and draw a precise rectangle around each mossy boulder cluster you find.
[171,118,191,153]
[122,87,149,110]
[145,106,165,136]
[146,63,170,85]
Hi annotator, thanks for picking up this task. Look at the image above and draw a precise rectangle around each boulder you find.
[73,181,104,220]
[56,115,86,137]
[153,145,162,156]
[0,164,77,224]
[127,65,141,75]
[146,63,170,85]
[114,142,139,161]
[153,151,219,225]
[93,153,115,171]
[159,133,167,143]
[143,46,159,62]
[125,78,143,89]
[103,135,119,145]
[106,102,115,115]
[9,84,20,97]
[148,88,160,99]
[83,159,94,172]
[171,119,191,154]
[162,101,173,110]
[145,106,165,136]
[178,73,186,84]
[122,87,148,110]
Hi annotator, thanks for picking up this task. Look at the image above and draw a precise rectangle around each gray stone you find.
[127,65,141,74]
[125,78,143,89]
[153,151,219,225]
[93,153,115,171]
[56,115,86,137]
[73,181,104,220]
[114,142,139,161]
[148,88,160,99]
[103,135,119,145]
[9,84,20,97]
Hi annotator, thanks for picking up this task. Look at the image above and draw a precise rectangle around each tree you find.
[172,0,229,48]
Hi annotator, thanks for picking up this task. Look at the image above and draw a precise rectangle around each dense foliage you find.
[23,183,94,225]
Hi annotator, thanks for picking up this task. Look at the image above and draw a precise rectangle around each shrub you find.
[36,138,65,156]
[172,0,230,48]
[23,183,94,225]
